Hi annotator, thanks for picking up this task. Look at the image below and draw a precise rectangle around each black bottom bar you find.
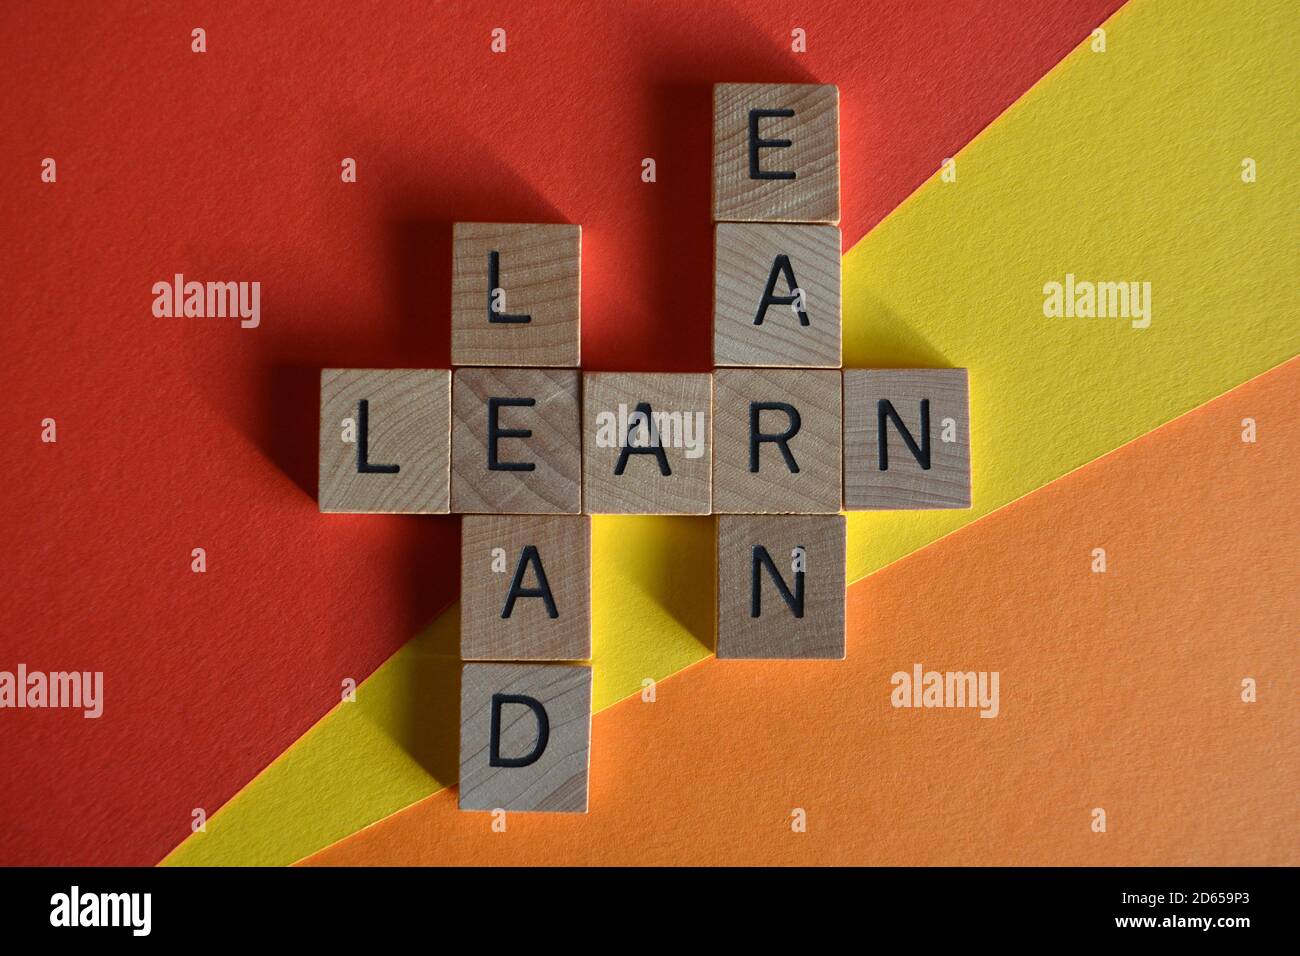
[0,866,1288,942]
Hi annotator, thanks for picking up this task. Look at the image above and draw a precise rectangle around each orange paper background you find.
[305,360,1298,866]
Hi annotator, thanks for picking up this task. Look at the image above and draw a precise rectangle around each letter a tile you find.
[714,223,842,367]
[582,372,712,514]
[461,515,591,661]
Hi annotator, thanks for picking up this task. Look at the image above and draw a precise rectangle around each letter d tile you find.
[458,663,592,813]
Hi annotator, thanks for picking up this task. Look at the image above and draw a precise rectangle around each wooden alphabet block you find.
[451,367,581,514]
[714,223,841,367]
[460,515,591,661]
[459,662,592,813]
[451,222,581,368]
[716,515,845,659]
[843,368,971,510]
[712,83,840,223]
[712,368,842,514]
[582,372,712,514]
[318,368,450,514]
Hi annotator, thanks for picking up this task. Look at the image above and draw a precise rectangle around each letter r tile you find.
[459,662,592,813]
[712,368,842,514]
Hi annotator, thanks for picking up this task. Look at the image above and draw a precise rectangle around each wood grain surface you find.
[716,514,845,659]
[458,663,592,813]
[460,515,591,661]
[712,368,842,513]
[714,223,841,367]
[712,83,840,223]
[451,367,581,514]
[451,222,581,367]
[318,368,450,514]
[582,372,713,514]
[843,368,971,510]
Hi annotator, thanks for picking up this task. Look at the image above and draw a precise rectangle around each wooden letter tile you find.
[461,515,591,661]
[712,368,842,514]
[451,222,581,367]
[843,368,971,510]
[714,223,841,367]
[451,367,581,514]
[459,662,592,813]
[582,372,712,514]
[716,515,845,659]
[712,83,840,223]
[318,368,450,514]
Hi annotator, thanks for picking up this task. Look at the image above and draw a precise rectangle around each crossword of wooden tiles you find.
[318,83,971,813]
